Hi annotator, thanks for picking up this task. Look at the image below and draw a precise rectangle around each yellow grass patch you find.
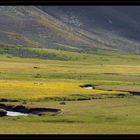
[0,80,123,100]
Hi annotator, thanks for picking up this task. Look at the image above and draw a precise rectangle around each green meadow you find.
[0,45,140,134]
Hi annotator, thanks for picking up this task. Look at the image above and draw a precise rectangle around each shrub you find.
[34,74,41,78]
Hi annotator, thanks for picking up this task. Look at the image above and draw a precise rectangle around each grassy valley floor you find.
[1,98,140,134]
[0,47,140,134]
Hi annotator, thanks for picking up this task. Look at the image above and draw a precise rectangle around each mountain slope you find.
[38,6,140,53]
[0,6,89,50]
[0,6,140,54]
[39,6,140,41]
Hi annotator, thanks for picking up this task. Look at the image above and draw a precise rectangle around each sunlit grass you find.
[0,80,127,100]
[0,52,139,100]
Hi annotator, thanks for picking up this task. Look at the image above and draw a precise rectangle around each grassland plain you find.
[0,47,140,134]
